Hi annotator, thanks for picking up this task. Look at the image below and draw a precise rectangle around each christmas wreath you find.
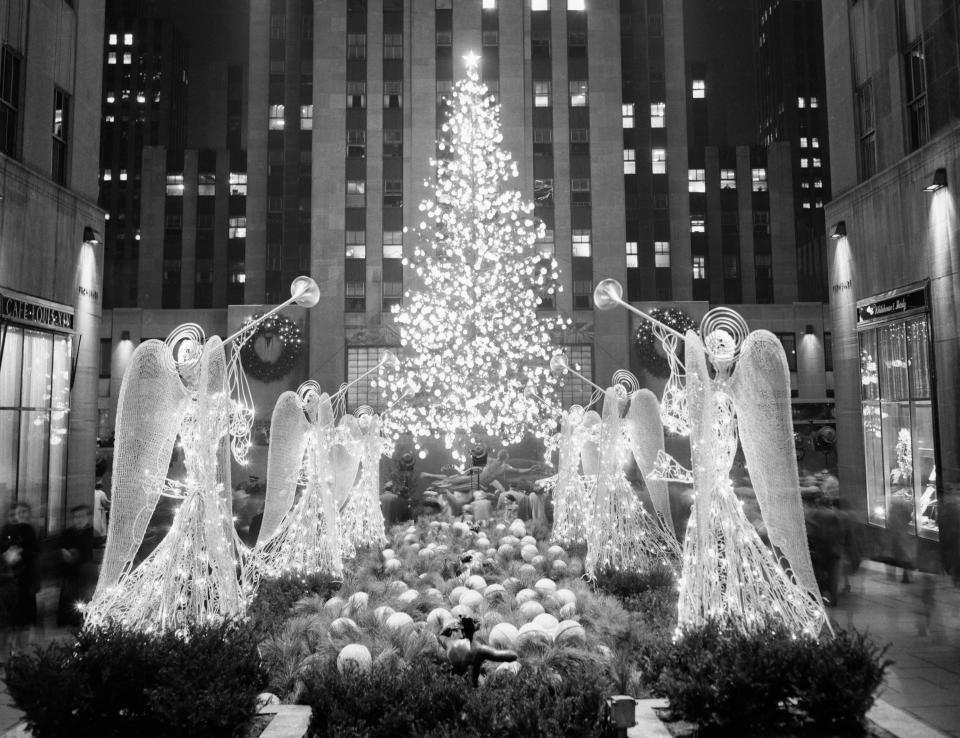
[633,308,696,378]
[239,313,304,382]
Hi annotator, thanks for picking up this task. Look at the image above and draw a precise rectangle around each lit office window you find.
[623,149,636,174]
[650,102,665,128]
[811,137,820,148]
[300,104,313,130]
[810,96,818,108]
[103,170,112,181]
[532,0,549,10]
[165,174,184,196]
[345,230,366,259]
[572,229,591,257]
[108,52,117,65]
[122,53,132,64]
[814,179,823,189]
[198,172,215,196]
[720,169,736,189]
[383,231,403,259]
[534,80,551,107]
[123,33,133,45]
[625,241,638,268]
[798,96,806,108]
[622,103,634,128]
[690,214,705,233]
[118,169,127,181]
[813,157,822,168]
[693,256,706,280]
[568,0,585,10]
[347,81,366,108]
[229,172,247,195]
[482,0,497,7]
[108,33,117,45]
[692,79,705,98]
[800,158,809,168]
[346,180,366,207]
[569,81,588,107]
[268,104,285,130]
[751,168,767,192]
[228,217,247,238]
[688,169,706,193]
[800,137,808,147]
[652,148,666,174]
[655,241,670,268]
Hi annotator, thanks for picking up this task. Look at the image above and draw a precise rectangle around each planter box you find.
[631,698,950,738]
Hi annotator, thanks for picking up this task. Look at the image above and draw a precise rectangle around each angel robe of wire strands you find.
[678,326,828,635]
[585,386,681,576]
[549,406,601,545]
[85,333,243,631]
[251,386,343,583]
[338,412,390,552]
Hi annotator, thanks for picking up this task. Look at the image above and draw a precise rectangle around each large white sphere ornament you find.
[387,580,408,596]
[497,544,514,560]
[337,644,372,674]
[555,620,587,646]
[465,575,487,591]
[488,622,520,649]
[373,605,395,624]
[329,617,361,638]
[386,611,415,632]
[520,536,537,547]
[520,544,538,562]
[552,560,568,575]
[382,549,396,560]
[547,545,565,559]
[532,613,559,633]
[451,604,474,619]
[508,520,527,538]
[449,586,467,605]
[426,607,455,632]
[519,564,537,579]
[483,583,507,602]
[459,590,483,610]
[559,603,578,619]
[515,588,538,605]
[324,596,346,616]
[384,558,402,573]
[397,589,419,605]
[519,600,545,621]
[554,589,577,607]
[531,555,546,568]
[534,578,557,595]
[345,592,369,614]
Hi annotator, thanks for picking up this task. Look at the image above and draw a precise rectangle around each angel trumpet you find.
[223,275,321,346]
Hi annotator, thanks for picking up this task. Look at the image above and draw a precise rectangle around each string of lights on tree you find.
[383,53,569,462]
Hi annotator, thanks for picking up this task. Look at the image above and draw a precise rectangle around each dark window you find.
[52,88,70,185]
[1,45,22,157]
[776,332,797,372]
[904,43,928,150]
[857,80,877,179]
[824,331,833,372]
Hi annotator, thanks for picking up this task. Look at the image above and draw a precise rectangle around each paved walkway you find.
[830,560,960,737]
[1,562,958,736]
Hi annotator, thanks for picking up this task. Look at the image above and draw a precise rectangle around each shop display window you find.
[859,316,937,540]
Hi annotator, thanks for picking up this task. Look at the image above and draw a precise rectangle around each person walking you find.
[0,502,40,652]
[57,505,99,628]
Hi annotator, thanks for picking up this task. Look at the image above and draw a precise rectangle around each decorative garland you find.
[239,313,304,382]
[633,308,696,378]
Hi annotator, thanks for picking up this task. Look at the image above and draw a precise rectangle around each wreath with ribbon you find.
[239,313,304,382]
[633,308,696,378]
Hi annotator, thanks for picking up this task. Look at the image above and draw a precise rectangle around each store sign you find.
[0,290,74,332]
[857,287,926,325]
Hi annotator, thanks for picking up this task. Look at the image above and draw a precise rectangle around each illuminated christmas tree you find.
[384,54,567,461]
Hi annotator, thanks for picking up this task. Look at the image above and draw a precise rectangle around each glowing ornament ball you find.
[337,644,372,674]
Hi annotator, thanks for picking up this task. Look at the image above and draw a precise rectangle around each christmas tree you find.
[384,54,567,461]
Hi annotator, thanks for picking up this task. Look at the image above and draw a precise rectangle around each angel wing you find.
[198,336,235,543]
[623,389,675,535]
[93,340,190,598]
[579,410,602,478]
[331,414,362,509]
[259,391,311,543]
[728,330,820,599]
[313,393,341,546]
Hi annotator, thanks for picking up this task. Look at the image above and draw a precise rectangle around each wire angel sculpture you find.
[593,280,828,635]
[85,329,243,631]
[251,382,343,582]
[679,318,828,634]
[549,406,601,545]
[584,384,681,576]
[338,410,390,552]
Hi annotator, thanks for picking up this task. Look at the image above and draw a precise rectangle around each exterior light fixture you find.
[805,324,815,336]
[83,226,102,244]
[830,221,846,239]
[120,330,131,341]
[924,167,947,193]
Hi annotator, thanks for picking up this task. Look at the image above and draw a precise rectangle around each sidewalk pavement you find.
[830,560,960,737]
[1,561,959,736]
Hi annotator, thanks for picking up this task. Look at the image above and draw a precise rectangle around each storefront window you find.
[0,324,72,534]
[859,316,937,541]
